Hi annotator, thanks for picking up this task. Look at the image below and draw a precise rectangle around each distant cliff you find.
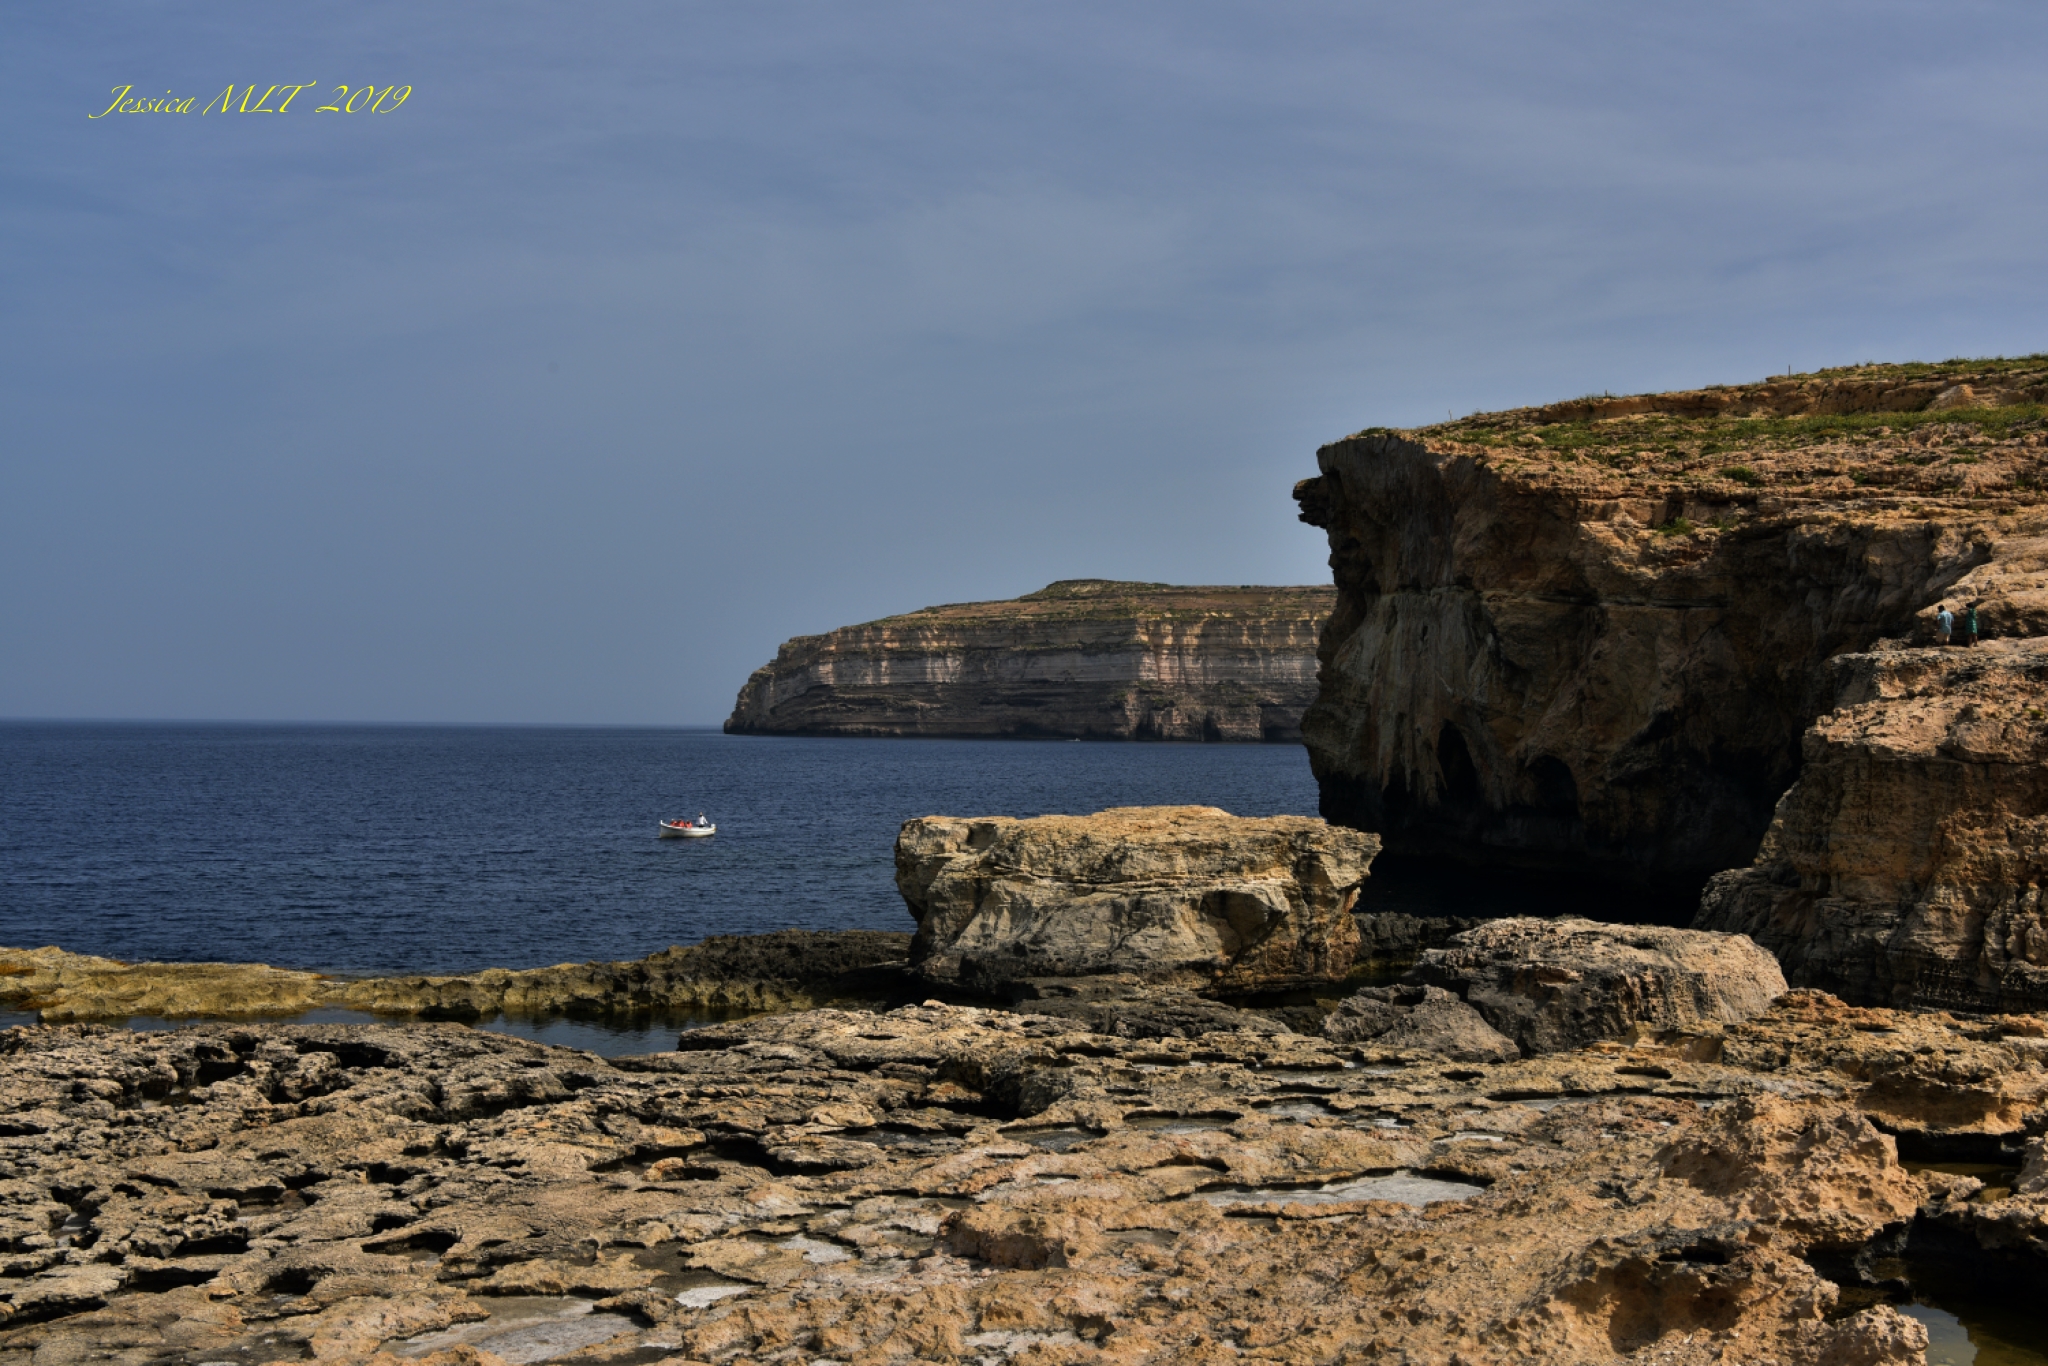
[725,580,1333,741]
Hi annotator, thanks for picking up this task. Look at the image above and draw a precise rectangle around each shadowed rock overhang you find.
[1295,358,2048,1009]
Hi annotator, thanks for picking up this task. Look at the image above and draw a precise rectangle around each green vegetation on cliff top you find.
[1341,357,2048,509]
[853,580,1333,631]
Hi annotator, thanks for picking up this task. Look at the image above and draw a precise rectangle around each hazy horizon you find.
[9,3,2048,724]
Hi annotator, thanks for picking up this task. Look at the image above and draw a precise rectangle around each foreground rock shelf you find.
[0,990,2042,1364]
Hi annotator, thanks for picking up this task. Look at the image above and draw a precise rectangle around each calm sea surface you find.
[0,724,1321,976]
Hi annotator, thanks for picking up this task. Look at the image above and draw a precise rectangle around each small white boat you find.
[659,816,716,839]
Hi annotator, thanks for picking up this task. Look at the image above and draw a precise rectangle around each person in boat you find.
[697,813,709,827]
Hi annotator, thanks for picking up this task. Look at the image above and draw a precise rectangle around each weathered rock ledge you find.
[1697,636,2048,1012]
[0,984,2042,1364]
[726,579,1332,741]
[0,931,914,1024]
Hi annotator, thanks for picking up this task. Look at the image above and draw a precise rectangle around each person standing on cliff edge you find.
[1937,604,1954,645]
[1966,604,1980,646]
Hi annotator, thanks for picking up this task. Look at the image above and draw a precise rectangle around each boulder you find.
[1407,917,1786,1055]
[1353,912,1488,978]
[895,806,1377,994]
[1321,984,1518,1062]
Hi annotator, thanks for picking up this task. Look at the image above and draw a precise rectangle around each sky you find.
[5,3,2047,725]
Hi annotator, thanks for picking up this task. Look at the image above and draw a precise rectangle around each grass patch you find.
[1719,465,1761,485]
[1439,402,2048,461]
[1654,518,1695,536]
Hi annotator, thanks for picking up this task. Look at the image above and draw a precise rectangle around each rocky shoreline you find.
[0,943,2042,1364]
[0,931,917,1026]
[14,361,2048,1363]
[1,806,2043,1366]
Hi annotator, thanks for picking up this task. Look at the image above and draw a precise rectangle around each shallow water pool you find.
[1197,1172,1485,1210]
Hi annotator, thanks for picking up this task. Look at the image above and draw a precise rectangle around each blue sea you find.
[0,724,1326,1048]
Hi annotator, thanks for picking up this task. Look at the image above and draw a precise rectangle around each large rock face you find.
[1294,362,2048,894]
[895,805,1377,994]
[1697,638,2048,1011]
[726,579,1331,741]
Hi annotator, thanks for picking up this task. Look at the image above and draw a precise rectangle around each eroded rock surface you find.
[1407,917,1787,1055]
[0,987,2041,1365]
[1000,976,1294,1040]
[896,806,1376,994]
[1320,984,1517,1062]
[725,579,1332,742]
[1697,637,2048,1012]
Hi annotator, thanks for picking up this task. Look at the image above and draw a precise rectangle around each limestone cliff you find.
[1294,359,2048,1007]
[725,579,1331,741]
[1698,637,2048,1011]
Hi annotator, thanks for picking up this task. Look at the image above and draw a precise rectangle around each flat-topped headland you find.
[1295,358,2048,1012]
[725,579,1332,741]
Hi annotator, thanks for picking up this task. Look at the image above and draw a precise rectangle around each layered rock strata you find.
[1294,361,2048,897]
[726,579,1332,741]
[895,806,1377,995]
[0,989,2042,1363]
[1697,636,2048,1011]
[0,931,915,1024]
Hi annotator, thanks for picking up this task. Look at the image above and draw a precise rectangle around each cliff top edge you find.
[839,580,1334,631]
[1322,355,2048,517]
